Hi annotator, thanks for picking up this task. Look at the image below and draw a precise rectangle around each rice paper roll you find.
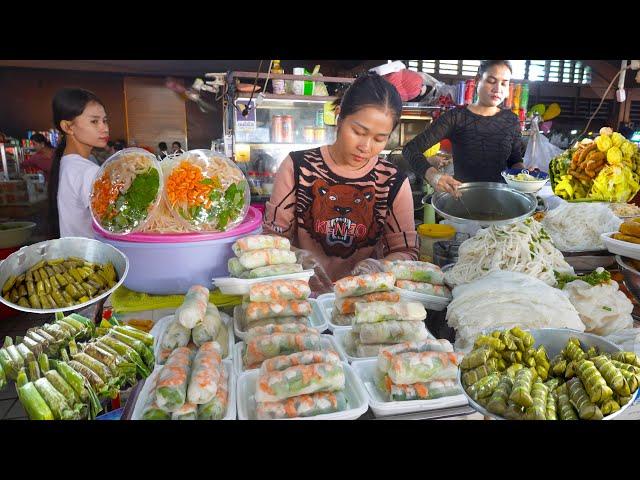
[161,318,191,350]
[192,303,222,347]
[377,339,454,373]
[334,291,400,315]
[171,402,198,420]
[245,264,303,279]
[156,347,193,412]
[354,301,426,324]
[157,348,173,365]
[259,350,341,373]
[257,391,347,419]
[175,285,209,329]
[214,324,229,358]
[232,235,291,256]
[249,280,310,303]
[238,248,297,270]
[141,373,170,420]
[187,342,223,405]
[197,367,229,420]
[228,257,247,277]
[245,300,312,321]
[331,311,354,326]
[334,272,396,298]
[358,320,429,345]
[246,316,312,329]
[395,280,451,298]
[243,333,323,369]
[386,351,461,384]
[246,323,319,340]
[382,260,445,285]
[255,362,345,403]
[382,376,462,401]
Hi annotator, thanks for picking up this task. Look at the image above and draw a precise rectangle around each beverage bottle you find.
[271,60,285,95]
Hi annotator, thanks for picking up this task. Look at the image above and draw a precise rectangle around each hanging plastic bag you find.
[523,116,564,173]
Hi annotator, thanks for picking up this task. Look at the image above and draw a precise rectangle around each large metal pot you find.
[432,182,537,227]
[0,237,129,314]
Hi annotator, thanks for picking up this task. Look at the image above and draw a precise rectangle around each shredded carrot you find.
[91,172,124,219]
[166,161,214,208]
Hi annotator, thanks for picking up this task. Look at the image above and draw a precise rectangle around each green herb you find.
[554,269,612,289]
[104,168,160,232]
[602,306,613,312]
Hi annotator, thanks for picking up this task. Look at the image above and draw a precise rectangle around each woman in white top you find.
[49,88,110,238]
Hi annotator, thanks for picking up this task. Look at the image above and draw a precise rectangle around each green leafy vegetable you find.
[555,268,612,290]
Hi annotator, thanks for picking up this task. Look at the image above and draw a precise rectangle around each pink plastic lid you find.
[92,206,263,243]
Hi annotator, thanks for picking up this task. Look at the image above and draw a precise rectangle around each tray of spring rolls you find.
[212,234,315,295]
[236,360,369,420]
[350,339,468,417]
[232,278,327,340]
[382,260,452,311]
[150,285,234,364]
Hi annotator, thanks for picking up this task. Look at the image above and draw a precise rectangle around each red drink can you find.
[271,115,284,143]
[464,79,475,105]
[282,115,294,143]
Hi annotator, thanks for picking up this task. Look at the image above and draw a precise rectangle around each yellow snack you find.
[607,147,623,166]
[595,135,612,153]
[612,132,625,147]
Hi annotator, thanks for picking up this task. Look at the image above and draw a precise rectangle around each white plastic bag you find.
[603,328,640,355]
[523,116,564,173]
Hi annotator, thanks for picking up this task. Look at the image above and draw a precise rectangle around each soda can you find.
[271,115,284,143]
[303,126,315,143]
[520,83,529,112]
[282,115,294,143]
[456,81,466,105]
[464,79,475,105]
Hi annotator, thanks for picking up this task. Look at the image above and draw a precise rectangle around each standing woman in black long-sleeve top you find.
[402,60,525,196]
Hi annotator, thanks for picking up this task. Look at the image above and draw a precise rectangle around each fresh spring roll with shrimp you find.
[395,280,452,298]
[161,318,191,351]
[255,362,345,403]
[257,391,348,419]
[377,339,454,373]
[249,280,311,303]
[171,402,198,420]
[243,332,323,369]
[175,285,209,329]
[192,303,223,347]
[245,316,312,329]
[228,257,247,277]
[232,235,291,256]
[156,347,193,412]
[379,374,462,401]
[244,264,303,278]
[354,301,427,324]
[187,342,223,405]
[246,323,319,340]
[245,300,312,321]
[331,311,354,327]
[197,367,229,420]
[386,351,461,385]
[214,321,229,358]
[382,260,445,285]
[358,321,430,345]
[333,291,400,315]
[238,248,297,270]
[259,350,341,373]
[334,272,396,298]
[141,374,170,420]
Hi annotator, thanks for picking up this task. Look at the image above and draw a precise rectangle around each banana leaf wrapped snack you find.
[567,377,603,420]
[575,359,613,403]
[557,383,578,420]
[525,381,548,420]
[486,375,513,416]
[509,368,535,408]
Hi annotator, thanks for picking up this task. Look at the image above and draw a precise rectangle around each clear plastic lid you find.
[90,147,163,235]
[163,149,250,232]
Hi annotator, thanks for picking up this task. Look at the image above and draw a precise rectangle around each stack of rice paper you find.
[141,341,229,420]
[228,235,303,279]
[254,350,347,419]
[374,339,463,401]
[382,260,451,300]
[157,285,229,364]
[331,272,399,327]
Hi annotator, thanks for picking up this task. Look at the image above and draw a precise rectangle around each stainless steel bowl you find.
[0,237,129,314]
[562,249,616,273]
[432,182,537,227]
[615,255,640,303]
[458,328,635,420]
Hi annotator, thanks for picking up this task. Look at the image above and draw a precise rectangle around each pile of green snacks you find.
[460,327,640,420]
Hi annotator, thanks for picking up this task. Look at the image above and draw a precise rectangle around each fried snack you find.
[613,233,640,244]
[619,221,640,237]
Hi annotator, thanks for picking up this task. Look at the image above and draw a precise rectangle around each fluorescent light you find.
[570,130,578,135]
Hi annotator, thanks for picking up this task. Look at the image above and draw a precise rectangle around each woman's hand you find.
[427,155,452,169]
[350,259,385,276]
[435,174,463,197]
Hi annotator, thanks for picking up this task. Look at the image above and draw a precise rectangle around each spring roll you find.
[257,391,347,419]
[386,351,461,384]
[245,300,312,321]
[358,321,430,345]
[334,272,395,298]
[331,311,354,326]
[377,339,455,374]
[355,343,390,358]
[197,367,229,420]
[255,362,345,403]
[249,280,311,302]
[156,347,193,412]
[246,323,319,340]
[382,260,445,285]
[238,248,297,270]
[192,303,223,347]
[395,280,452,298]
[161,318,191,351]
[187,342,223,405]
[244,264,304,279]
[243,333,323,369]
[246,316,312,329]
[333,291,400,315]
[232,235,291,256]
[171,402,198,420]
[175,285,209,329]
[380,374,462,401]
[141,375,170,420]
[354,301,427,324]
[214,324,229,358]
[228,257,248,277]
[259,349,341,373]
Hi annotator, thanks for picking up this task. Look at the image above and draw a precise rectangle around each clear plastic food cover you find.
[90,147,163,235]
[163,149,250,232]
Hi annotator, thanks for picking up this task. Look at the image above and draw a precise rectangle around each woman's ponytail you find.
[48,135,65,238]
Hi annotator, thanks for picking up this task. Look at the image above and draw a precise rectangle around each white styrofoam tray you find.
[212,270,315,296]
[601,232,640,261]
[350,359,467,417]
[315,293,352,332]
[151,312,234,365]
[236,361,368,420]
[393,286,451,312]
[233,333,348,375]
[233,298,328,341]
[131,359,236,420]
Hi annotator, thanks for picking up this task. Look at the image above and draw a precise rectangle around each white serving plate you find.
[236,361,368,420]
[131,359,236,420]
[212,270,315,296]
[350,359,467,417]
[601,232,640,261]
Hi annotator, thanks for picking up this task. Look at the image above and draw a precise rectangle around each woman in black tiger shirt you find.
[402,60,525,195]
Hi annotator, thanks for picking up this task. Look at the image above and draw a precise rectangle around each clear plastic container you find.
[417,223,456,263]
[212,269,315,296]
[163,149,250,232]
[90,147,163,235]
[314,293,352,332]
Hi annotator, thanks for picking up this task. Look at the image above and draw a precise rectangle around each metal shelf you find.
[237,94,337,103]
[235,143,328,149]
